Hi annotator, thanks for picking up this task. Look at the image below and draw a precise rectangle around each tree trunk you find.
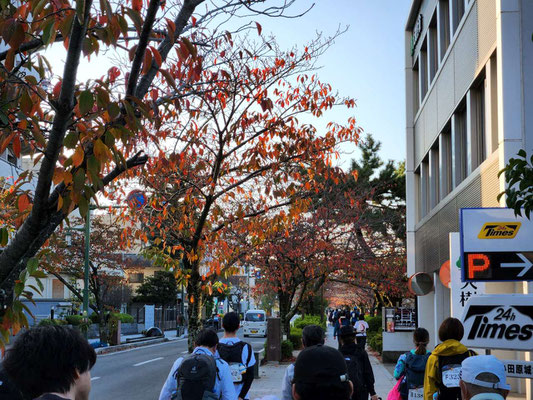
[187,277,204,352]
[278,292,291,336]
[98,311,109,344]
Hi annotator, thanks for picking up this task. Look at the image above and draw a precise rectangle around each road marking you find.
[181,350,188,354]
[91,377,101,381]
[133,357,164,367]
[98,338,187,357]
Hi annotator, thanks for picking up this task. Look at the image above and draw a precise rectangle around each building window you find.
[420,39,428,101]
[452,102,467,188]
[451,0,465,34]
[429,144,440,209]
[129,273,144,283]
[440,125,453,199]
[438,0,450,60]
[413,59,420,113]
[420,158,430,218]
[52,279,64,299]
[428,14,438,83]
[469,75,486,171]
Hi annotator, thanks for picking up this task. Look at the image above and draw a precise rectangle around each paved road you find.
[90,329,266,400]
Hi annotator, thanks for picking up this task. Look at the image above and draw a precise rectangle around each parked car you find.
[242,309,267,337]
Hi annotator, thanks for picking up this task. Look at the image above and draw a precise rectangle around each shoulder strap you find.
[246,343,253,366]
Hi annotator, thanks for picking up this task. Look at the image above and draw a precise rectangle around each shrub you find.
[367,328,383,354]
[89,313,100,324]
[293,315,326,330]
[289,327,303,349]
[112,313,134,324]
[65,315,85,326]
[365,315,382,333]
[281,340,294,360]
[38,318,67,326]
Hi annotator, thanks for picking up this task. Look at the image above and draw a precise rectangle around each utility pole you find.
[83,207,91,338]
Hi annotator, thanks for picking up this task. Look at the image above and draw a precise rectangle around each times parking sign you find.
[461,294,533,350]
[460,208,533,282]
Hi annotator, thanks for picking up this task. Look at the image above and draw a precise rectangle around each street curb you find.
[95,337,169,354]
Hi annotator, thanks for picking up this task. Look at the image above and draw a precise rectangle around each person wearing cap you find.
[338,325,378,400]
[459,356,510,400]
[292,344,353,400]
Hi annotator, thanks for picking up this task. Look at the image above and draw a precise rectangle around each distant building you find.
[405,0,533,394]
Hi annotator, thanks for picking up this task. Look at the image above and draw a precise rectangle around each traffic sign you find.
[460,208,533,281]
[460,294,533,351]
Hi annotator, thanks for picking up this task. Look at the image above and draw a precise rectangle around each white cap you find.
[461,356,511,391]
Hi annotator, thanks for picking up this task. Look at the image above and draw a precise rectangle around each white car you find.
[242,310,267,338]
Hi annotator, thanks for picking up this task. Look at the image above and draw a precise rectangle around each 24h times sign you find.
[460,208,533,281]
[461,295,533,351]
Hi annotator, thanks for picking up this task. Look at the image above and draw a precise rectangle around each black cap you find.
[293,345,349,386]
[338,325,356,337]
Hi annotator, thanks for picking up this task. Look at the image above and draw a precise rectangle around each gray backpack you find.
[174,353,219,400]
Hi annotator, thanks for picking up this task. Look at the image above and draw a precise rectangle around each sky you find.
[254,0,413,166]
[47,1,412,168]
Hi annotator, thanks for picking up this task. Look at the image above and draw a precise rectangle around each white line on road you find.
[133,357,164,367]
[181,351,188,354]
[91,377,101,381]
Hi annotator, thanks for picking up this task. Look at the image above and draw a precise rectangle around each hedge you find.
[281,340,294,360]
[293,315,326,330]
[65,315,85,326]
[38,319,67,326]
[367,328,383,354]
[89,312,134,324]
[365,315,382,333]
[289,327,303,350]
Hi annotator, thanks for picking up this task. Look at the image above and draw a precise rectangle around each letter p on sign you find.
[468,254,490,279]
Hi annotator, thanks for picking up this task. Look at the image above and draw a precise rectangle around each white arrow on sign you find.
[501,253,533,277]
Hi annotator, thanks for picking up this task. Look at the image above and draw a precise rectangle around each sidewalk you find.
[247,326,395,400]
[88,328,185,345]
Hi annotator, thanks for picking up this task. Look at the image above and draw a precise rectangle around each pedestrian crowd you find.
[0,312,512,400]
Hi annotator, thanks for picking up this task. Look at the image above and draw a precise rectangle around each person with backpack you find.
[423,317,476,400]
[393,328,431,400]
[281,324,325,400]
[338,325,378,400]
[217,312,255,400]
[351,307,360,326]
[333,309,341,341]
[159,328,237,400]
[354,314,369,348]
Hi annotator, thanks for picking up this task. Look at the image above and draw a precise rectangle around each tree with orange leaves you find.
[133,34,360,348]
[0,0,320,344]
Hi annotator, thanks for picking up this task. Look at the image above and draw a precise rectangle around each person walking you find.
[292,344,354,400]
[281,325,325,400]
[2,325,96,400]
[351,307,360,326]
[423,317,476,400]
[459,356,510,400]
[217,312,255,400]
[338,325,378,400]
[333,308,341,341]
[159,328,237,400]
[393,328,431,400]
[354,315,369,348]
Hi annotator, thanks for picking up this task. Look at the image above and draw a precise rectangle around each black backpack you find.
[174,353,219,400]
[400,352,431,399]
[217,341,252,383]
[344,353,365,400]
[437,350,476,400]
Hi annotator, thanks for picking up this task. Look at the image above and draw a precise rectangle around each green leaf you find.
[78,196,88,217]
[30,270,47,279]
[73,168,86,192]
[0,227,8,247]
[64,131,79,149]
[41,18,56,45]
[26,258,39,274]
[108,102,121,119]
[79,90,94,115]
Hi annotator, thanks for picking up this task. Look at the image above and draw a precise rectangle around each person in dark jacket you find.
[3,325,96,400]
[338,325,378,400]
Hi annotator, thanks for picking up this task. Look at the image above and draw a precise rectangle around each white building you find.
[405,0,533,395]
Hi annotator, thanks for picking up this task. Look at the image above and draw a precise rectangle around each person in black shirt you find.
[338,325,378,400]
[3,325,96,400]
